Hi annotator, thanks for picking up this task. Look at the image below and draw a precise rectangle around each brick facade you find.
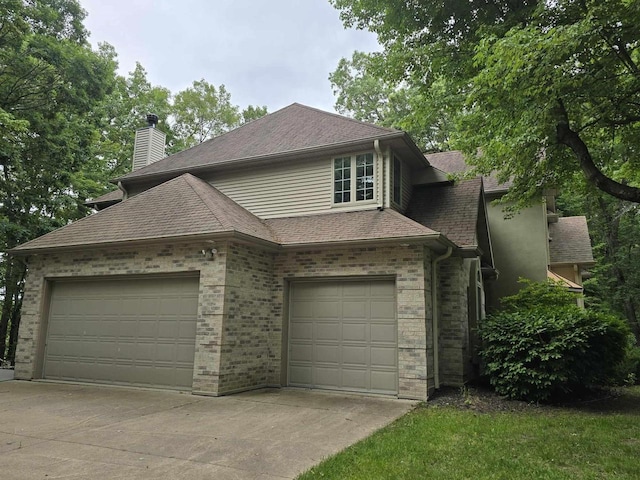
[16,239,473,400]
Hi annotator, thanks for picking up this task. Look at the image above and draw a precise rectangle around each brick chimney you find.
[132,114,166,171]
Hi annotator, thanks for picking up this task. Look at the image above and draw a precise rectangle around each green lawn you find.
[298,387,640,480]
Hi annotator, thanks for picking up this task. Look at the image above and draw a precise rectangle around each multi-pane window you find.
[393,156,402,205]
[334,157,351,203]
[356,153,374,201]
[333,153,375,204]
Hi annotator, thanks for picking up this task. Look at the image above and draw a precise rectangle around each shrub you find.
[479,281,630,402]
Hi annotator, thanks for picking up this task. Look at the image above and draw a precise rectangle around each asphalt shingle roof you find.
[117,103,401,182]
[266,209,438,246]
[405,178,482,248]
[426,151,511,193]
[13,174,278,252]
[13,176,442,253]
[548,216,595,265]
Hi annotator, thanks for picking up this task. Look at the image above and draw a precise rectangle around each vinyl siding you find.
[401,161,413,212]
[209,159,332,219]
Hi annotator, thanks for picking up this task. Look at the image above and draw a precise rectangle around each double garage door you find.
[44,276,199,390]
[288,280,398,395]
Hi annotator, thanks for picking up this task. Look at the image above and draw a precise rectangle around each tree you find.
[240,105,268,125]
[331,0,640,206]
[172,80,241,150]
[329,51,456,152]
[0,0,117,363]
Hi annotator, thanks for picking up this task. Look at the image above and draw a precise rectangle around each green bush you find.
[479,281,631,402]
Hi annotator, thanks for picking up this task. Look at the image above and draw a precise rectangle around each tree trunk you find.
[0,260,14,361]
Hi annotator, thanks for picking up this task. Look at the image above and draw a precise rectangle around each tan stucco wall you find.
[486,200,549,309]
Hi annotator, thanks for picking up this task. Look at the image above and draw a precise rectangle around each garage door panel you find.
[290,322,313,341]
[371,346,397,368]
[371,301,396,319]
[342,301,366,319]
[371,370,397,391]
[315,344,339,363]
[342,368,367,389]
[342,345,367,365]
[371,324,396,343]
[342,323,366,342]
[44,276,199,390]
[315,367,340,387]
[315,322,340,341]
[289,365,312,385]
[289,343,314,362]
[313,301,340,319]
[289,280,397,395]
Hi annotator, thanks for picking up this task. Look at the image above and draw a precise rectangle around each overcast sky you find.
[80,0,380,114]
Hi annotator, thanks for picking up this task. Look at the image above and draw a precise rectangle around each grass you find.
[297,386,640,480]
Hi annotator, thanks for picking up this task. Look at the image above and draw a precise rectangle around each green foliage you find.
[480,282,630,402]
[481,307,629,402]
[500,279,581,312]
[331,0,640,204]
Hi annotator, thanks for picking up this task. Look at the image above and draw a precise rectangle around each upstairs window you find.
[393,156,402,205]
[333,153,375,204]
[356,153,374,201]
[334,157,351,203]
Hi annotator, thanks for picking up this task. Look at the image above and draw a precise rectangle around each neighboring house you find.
[10,104,592,400]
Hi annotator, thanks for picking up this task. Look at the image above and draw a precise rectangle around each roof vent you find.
[133,114,166,171]
[146,113,159,128]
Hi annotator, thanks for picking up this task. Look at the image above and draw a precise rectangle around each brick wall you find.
[217,242,277,393]
[272,244,431,400]
[437,256,471,386]
[15,241,227,395]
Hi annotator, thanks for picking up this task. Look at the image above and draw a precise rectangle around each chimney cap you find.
[146,113,159,127]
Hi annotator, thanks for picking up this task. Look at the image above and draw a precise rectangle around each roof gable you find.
[117,103,401,182]
[405,178,483,248]
[13,174,278,252]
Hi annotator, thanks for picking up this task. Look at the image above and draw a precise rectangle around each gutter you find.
[374,139,384,209]
[431,246,453,390]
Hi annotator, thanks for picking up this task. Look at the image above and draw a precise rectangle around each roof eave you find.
[113,131,409,186]
[9,230,280,256]
[279,233,455,252]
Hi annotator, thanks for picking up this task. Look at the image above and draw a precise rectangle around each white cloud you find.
[80,0,380,113]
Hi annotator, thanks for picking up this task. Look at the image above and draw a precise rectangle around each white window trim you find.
[331,152,378,208]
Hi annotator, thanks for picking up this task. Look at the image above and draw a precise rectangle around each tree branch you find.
[555,99,640,203]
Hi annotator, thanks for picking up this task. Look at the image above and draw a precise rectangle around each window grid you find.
[355,153,374,201]
[333,157,351,203]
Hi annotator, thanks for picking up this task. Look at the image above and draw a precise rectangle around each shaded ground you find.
[427,384,640,415]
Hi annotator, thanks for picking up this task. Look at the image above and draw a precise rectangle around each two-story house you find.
[10,104,591,400]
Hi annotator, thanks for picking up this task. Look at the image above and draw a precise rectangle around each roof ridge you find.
[181,174,231,229]
[290,102,399,134]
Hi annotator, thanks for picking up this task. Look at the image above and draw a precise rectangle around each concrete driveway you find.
[0,381,415,479]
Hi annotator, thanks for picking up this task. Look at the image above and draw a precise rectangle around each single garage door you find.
[288,279,397,394]
[44,276,199,390]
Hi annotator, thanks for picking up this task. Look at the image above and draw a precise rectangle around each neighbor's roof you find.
[12,174,278,252]
[405,178,483,248]
[12,175,444,254]
[548,216,595,265]
[116,103,407,183]
[426,151,512,193]
[265,209,439,246]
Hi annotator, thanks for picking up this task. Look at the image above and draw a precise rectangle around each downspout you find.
[432,246,452,390]
[117,181,128,201]
[374,139,384,210]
